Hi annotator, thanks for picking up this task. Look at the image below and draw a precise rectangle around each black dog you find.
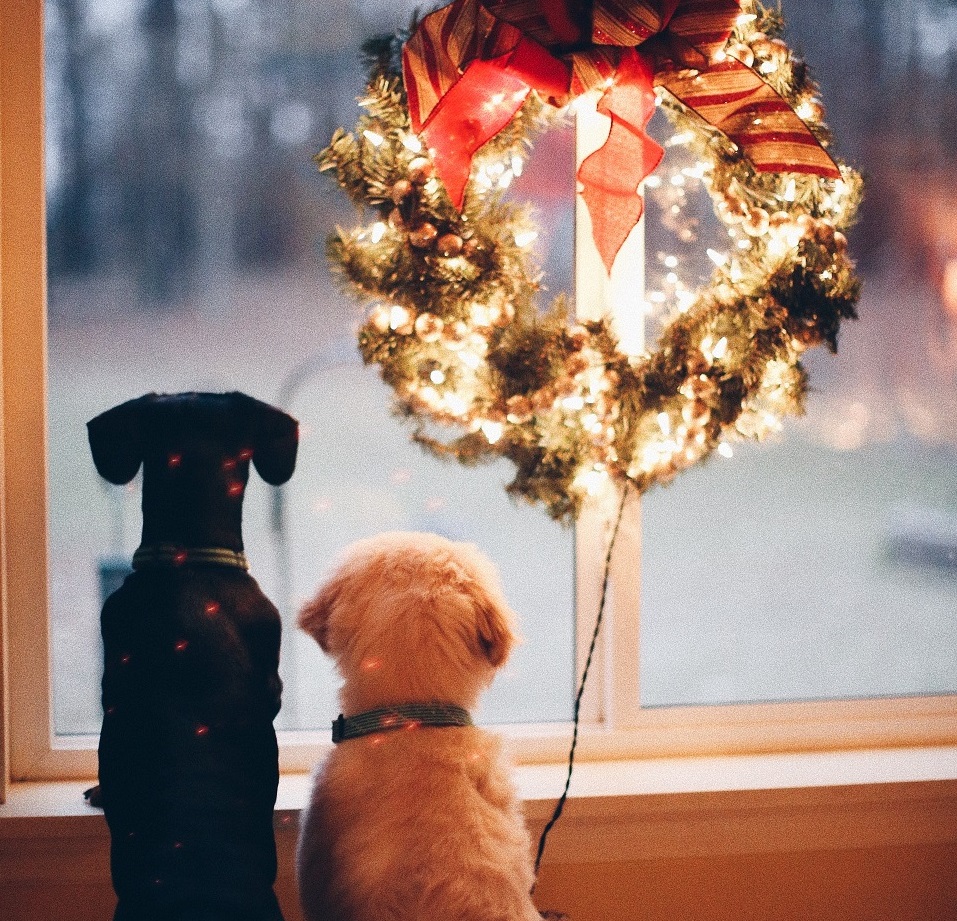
[88,391,298,921]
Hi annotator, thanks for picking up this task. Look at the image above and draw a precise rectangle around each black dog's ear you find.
[239,395,299,485]
[87,397,149,484]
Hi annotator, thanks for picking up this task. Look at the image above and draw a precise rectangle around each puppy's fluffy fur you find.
[296,531,541,921]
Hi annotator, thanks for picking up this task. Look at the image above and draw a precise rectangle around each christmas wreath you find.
[318,0,862,521]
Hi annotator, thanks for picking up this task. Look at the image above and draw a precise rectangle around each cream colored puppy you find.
[297,531,541,921]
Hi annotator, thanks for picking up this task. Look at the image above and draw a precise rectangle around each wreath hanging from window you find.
[318,0,862,522]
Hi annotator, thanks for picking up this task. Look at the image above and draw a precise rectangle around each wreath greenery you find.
[317,1,862,521]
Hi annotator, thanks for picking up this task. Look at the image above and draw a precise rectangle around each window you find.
[5,0,957,784]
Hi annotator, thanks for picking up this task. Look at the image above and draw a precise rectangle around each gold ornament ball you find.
[414,312,444,342]
[442,320,470,350]
[370,305,391,333]
[505,394,534,423]
[436,233,464,257]
[769,38,790,57]
[408,157,434,184]
[795,213,816,235]
[719,196,748,223]
[743,207,771,237]
[813,218,836,247]
[409,222,438,248]
[391,179,413,204]
[494,302,516,327]
[751,34,774,57]
[769,210,792,228]
[531,385,557,413]
[728,42,755,68]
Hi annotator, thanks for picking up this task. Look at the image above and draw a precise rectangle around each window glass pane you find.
[640,0,957,706]
[45,0,575,735]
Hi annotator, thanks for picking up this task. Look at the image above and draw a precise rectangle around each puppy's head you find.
[299,532,517,712]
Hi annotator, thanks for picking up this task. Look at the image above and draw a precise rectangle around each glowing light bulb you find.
[363,130,384,146]
[707,249,728,267]
[389,305,412,330]
[718,442,734,458]
[657,412,671,435]
[370,222,386,243]
[430,369,446,384]
[481,420,504,444]
[514,230,538,247]
[402,134,423,153]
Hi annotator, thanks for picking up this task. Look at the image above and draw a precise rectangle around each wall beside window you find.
[3,777,957,921]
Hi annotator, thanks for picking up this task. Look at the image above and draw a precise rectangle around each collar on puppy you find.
[132,544,250,571]
[332,704,473,743]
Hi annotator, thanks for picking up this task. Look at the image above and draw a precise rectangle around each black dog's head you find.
[88,392,298,550]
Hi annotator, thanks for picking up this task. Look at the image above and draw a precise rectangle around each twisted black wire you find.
[532,484,631,887]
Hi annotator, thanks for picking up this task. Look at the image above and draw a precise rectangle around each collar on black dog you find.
[332,704,473,743]
[132,544,250,571]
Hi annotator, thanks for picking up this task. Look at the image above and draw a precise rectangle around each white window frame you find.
[3,0,956,788]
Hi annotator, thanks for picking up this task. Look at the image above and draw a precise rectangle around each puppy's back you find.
[298,726,539,921]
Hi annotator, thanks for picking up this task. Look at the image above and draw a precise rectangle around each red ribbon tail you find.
[577,50,663,274]
[421,56,530,209]
[420,39,570,209]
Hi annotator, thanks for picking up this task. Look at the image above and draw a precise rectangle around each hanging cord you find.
[532,483,631,887]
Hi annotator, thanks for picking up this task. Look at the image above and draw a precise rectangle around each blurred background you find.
[43,0,957,733]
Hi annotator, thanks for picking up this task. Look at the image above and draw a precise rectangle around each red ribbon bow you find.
[403,0,841,273]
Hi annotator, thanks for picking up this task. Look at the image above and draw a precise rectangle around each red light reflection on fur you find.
[195,724,209,737]
[222,457,237,471]
[404,720,421,731]
[167,453,182,468]
[174,640,188,652]
[204,601,220,616]
[360,657,382,672]
[120,653,131,665]
[174,551,188,565]
[368,734,384,746]
[227,482,244,498]
[239,448,253,461]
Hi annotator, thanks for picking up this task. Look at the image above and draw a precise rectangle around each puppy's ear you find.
[472,588,516,669]
[298,577,340,653]
[87,397,148,485]
[239,395,299,486]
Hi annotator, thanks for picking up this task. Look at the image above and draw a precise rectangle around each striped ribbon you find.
[402,0,840,272]
[331,704,474,743]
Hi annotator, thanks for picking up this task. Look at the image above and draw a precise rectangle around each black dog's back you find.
[89,392,296,921]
